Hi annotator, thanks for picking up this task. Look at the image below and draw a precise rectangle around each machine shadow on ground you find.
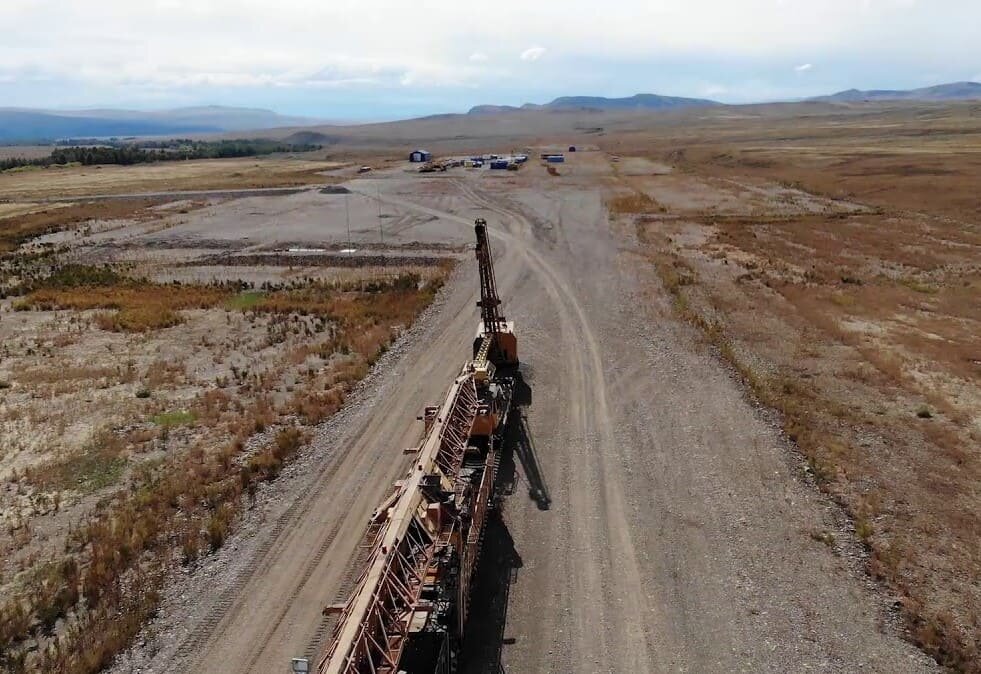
[458,510,522,674]
[460,369,549,673]
[498,371,549,510]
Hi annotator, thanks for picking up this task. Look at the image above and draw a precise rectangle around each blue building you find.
[409,150,432,163]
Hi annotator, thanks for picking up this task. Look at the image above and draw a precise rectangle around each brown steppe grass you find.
[0,157,342,201]
[0,268,445,673]
[619,108,980,672]
[19,283,234,331]
[0,199,167,252]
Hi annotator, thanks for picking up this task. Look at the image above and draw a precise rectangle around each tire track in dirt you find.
[455,182,655,671]
[378,179,653,671]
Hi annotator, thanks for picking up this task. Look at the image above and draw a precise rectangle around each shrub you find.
[855,517,874,543]
[95,307,182,332]
[206,505,234,551]
[273,428,303,460]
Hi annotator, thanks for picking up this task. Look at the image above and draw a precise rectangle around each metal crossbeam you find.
[475,220,507,335]
[318,372,479,674]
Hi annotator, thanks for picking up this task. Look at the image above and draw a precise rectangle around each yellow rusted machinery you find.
[316,219,517,674]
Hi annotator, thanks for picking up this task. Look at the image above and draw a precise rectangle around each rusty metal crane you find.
[473,219,517,370]
[315,219,517,674]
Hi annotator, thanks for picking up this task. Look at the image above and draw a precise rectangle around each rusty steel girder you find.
[318,373,479,674]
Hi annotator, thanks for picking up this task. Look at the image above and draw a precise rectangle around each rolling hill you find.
[0,106,320,143]
[810,81,981,103]
[468,93,720,115]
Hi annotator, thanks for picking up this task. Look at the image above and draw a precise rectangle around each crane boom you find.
[474,218,505,335]
[315,219,518,674]
[472,219,518,369]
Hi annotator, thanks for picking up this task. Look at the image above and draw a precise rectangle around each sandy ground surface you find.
[108,154,936,673]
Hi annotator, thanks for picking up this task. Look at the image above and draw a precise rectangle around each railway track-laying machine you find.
[313,218,518,674]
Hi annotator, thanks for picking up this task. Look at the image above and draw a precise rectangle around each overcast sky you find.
[1,0,979,119]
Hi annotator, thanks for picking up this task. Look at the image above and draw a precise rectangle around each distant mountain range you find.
[809,81,981,103]
[3,81,979,144]
[0,106,320,143]
[468,82,981,115]
[468,93,720,115]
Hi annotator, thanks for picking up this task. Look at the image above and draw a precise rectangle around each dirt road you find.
[113,158,934,673]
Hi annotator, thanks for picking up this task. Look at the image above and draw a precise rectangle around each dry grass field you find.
[0,156,343,200]
[0,265,446,673]
[0,200,173,253]
[607,105,980,670]
[0,156,453,672]
[0,147,54,161]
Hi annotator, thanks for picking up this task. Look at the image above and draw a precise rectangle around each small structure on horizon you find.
[409,149,432,163]
[568,145,577,152]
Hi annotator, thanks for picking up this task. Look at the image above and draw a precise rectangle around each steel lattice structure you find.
[318,374,480,674]
[318,219,515,674]
[474,219,507,335]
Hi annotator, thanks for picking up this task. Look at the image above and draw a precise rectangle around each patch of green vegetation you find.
[225,291,265,311]
[27,445,127,494]
[1,139,324,171]
[3,164,44,174]
[151,410,196,427]
[39,264,124,289]
[900,277,939,294]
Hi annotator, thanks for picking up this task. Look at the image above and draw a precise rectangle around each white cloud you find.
[700,84,730,97]
[0,0,979,111]
[520,46,547,62]
[0,1,972,71]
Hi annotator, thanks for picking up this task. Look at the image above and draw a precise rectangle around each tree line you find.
[0,139,322,171]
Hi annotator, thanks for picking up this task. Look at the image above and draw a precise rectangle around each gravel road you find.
[110,160,935,673]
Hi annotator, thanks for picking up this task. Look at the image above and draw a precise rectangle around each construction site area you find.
[1,101,978,674]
